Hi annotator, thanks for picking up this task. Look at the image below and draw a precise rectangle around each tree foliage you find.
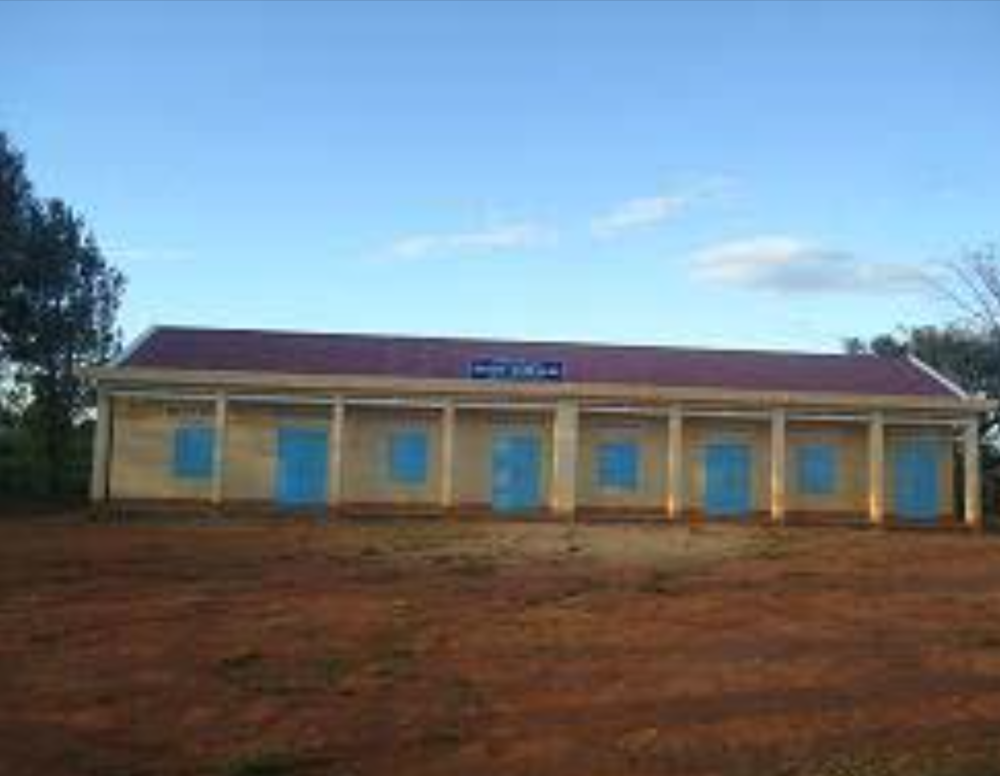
[845,323,1000,405]
[0,132,125,497]
[845,244,1000,469]
[845,251,1000,520]
[937,244,1000,336]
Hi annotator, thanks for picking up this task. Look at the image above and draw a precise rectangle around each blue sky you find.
[2,0,998,351]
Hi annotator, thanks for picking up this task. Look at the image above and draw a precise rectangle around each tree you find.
[937,244,1000,337]
[0,134,33,262]
[0,133,34,410]
[845,245,1000,518]
[846,245,1000,405]
[845,324,1000,406]
[843,333,909,358]
[0,132,125,496]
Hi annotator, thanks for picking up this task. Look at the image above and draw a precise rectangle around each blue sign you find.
[468,357,565,382]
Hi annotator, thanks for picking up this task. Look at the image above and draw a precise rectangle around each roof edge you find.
[83,364,996,412]
[137,323,885,362]
[112,325,160,367]
[906,354,968,399]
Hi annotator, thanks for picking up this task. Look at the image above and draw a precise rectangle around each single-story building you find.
[84,326,994,527]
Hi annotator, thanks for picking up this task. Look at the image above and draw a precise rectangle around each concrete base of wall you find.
[577,505,669,521]
[90,499,976,531]
[783,510,871,529]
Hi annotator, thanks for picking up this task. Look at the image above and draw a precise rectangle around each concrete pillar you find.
[770,408,786,523]
[964,419,982,529]
[89,388,112,502]
[551,401,579,517]
[666,406,684,520]
[868,412,885,525]
[440,401,456,511]
[212,392,228,506]
[328,398,346,509]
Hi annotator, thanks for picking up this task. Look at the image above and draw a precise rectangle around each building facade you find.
[86,327,994,527]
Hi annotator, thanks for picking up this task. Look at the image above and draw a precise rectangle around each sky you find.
[1,0,998,352]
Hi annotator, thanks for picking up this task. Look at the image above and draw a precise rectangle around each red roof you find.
[118,326,959,399]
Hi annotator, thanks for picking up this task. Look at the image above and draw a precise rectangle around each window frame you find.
[387,429,430,485]
[596,440,640,492]
[172,424,216,480]
[796,443,837,496]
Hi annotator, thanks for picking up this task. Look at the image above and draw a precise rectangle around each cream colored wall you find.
[577,415,666,509]
[885,429,954,518]
[786,423,868,514]
[342,407,441,504]
[224,403,331,502]
[682,420,771,513]
[109,398,215,500]
[223,404,274,501]
[453,410,553,506]
[107,395,957,520]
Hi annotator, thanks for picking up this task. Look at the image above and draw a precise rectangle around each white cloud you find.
[589,175,742,240]
[692,236,929,295]
[387,221,557,259]
[590,195,687,238]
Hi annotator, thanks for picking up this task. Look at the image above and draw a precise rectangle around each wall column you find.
[328,398,346,510]
[551,401,579,518]
[868,412,885,526]
[212,392,228,507]
[666,406,684,520]
[440,401,456,513]
[89,387,112,503]
[964,419,982,529]
[770,408,787,523]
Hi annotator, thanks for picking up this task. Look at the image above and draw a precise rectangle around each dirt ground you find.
[3,515,1000,776]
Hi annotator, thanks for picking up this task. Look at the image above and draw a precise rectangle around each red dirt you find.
[2,515,1000,776]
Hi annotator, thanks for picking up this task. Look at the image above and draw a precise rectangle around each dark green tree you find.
[0,133,34,409]
[845,324,1000,405]
[843,333,909,358]
[0,132,125,496]
[845,319,1000,518]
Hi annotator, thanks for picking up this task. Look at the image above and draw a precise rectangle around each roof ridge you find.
[149,324,888,362]
[115,325,957,399]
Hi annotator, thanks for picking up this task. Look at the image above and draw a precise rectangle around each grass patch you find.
[317,652,352,688]
[748,531,798,561]
[217,649,263,674]
[217,652,285,694]
[637,566,690,595]
[366,619,421,682]
[220,750,303,776]
[446,555,498,578]
[418,675,486,749]
[520,577,610,607]
[371,640,417,680]
[218,648,345,696]
[372,522,476,555]
[795,748,1000,776]
[419,721,466,749]
[952,627,1000,650]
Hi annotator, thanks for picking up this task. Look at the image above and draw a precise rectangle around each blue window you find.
[597,441,639,490]
[705,442,752,517]
[797,444,836,495]
[894,440,940,522]
[388,430,429,484]
[172,425,215,479]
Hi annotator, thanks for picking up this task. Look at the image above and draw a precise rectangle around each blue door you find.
[492,433,541,513]
[704,442,752,518]
[894,441,939,523]
[276,428,329,507]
